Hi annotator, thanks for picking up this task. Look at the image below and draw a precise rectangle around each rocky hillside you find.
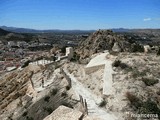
[0,28,37,43]
[76,30,144,60]
[64,52,160,119]
[0,62,79,120]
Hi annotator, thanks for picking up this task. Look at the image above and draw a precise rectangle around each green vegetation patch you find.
[99,100,107,107]
[142,78,159,86]
[112,59,130,69]
[50,88,58,96]
[44,96,50,102]
[43,107,53,114]
[126,92,160,119]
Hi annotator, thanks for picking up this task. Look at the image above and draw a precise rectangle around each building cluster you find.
[0,40,74,75]
[0,40,52,74]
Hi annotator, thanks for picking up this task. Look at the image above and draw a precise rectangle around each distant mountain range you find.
[0,26,96,34]
[0,26,160,46]
[0,26,160,35]
[0,26,39,33]
[0,26,133,34]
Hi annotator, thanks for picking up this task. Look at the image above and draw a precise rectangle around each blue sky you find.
[0,0,160,30]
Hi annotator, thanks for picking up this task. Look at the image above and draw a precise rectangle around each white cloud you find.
[143,18,151,21]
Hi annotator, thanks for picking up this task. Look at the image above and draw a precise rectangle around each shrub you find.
[112,60,129,69]
[7,114,13,120]
[99,100,107,107]
[126,92,160,119]
[66,86,71,90]
[125,92,142,109]
[139,99,160,119]
[119,63,129,69]
[50,88,58,96]
[131,43,144,52]
[14,92,21,99]
[26,116,34,120]
[156,90,160,95]
[44,96,50,102]
[109,51,119,56]
[142,78,159,86]
[139,71,147,76]
[22,111,28,117]
[21,60,31,68]
[112,60,121,67]
[43,107,53,114]
[157,47,160,55]
[61,92,67,97]
[124,66,133,72]
[61,46,66,54]
[132,70,146,78]
[71,52,80,62]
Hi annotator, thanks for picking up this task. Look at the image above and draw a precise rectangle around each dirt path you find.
[103,60,115,95]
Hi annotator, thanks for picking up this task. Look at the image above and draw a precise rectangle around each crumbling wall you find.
[85,64,105,74]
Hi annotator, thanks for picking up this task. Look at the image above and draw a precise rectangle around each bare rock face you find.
[43,105,101,120]
[43,105,83,120]
[112,42,122,52]
[76,29,144,60]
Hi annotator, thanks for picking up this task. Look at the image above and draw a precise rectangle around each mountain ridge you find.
[1,26,160,35]
[0,26,95,34]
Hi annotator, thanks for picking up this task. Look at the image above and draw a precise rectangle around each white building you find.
[17,41,28,47]
[65,47,73,60]
[8,41,16,47]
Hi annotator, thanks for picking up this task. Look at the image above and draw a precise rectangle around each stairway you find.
[63,68,117,120]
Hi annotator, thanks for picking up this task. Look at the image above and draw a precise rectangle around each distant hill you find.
[111,28,130,32]
[0,26,95,34]
[0,26,41,33]
[0,28,10,36]
[0,27,37,43]
[1,26,160,34]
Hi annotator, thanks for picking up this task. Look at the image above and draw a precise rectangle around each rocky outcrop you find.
[144,45,151,53]
[112,42,122,52]
[76,30,144,60]
[43,105,101,120]
[43,105,83,120]
[0,70,33,113]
